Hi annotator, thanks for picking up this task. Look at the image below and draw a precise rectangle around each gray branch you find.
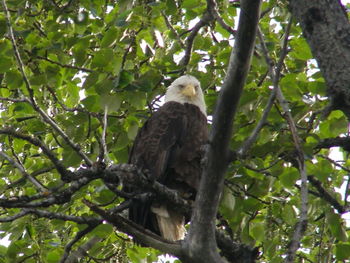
[289,0,350,119]
[185,1,261,263]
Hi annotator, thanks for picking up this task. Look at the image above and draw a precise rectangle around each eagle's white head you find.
[165,75,206,116]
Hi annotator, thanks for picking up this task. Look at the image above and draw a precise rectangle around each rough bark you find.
[289,0,350,118]
[183,1,261,263]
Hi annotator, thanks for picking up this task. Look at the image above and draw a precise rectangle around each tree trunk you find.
[289,0,350,118]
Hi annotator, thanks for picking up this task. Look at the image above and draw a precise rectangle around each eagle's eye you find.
[178,84,185,89]
[194,85,199,90]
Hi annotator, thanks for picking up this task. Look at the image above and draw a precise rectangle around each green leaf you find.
[220,186,235,216]
[62,148,82,167]
[100,94,121,112]
[91,49,114,68]
[335,243,350,260]
[96,189,115,204]
[82,95,100,112]
[326,210,348,241]
[280,167,299,188]
[290,38,312,60]
[0,56,13,73]
[281,204,296,225]
[46,250,61,263]
[127,123,139,140]
[93,224,113,238]
[101,26,119,48]
[249,222,264,242]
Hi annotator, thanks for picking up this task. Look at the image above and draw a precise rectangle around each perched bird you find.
[128,75,208,241]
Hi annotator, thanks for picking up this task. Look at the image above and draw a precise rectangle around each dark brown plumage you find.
[127,75,208,241]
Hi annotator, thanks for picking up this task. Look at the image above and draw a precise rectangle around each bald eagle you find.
[128,75,208,241]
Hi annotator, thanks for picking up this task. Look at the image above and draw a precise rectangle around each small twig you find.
[206,0,236,35]
[0,97,28,103]
[34,54,93,73]
[318,154,350,173]
[2,0,34,100]
[101,105,111,164]
[0,151,47,192]
[60,223,99,263]
[6,166,55,190]
[244,157,282,174]
[161,11,185,48]
[237,88,276,157]
[0,128,72,180]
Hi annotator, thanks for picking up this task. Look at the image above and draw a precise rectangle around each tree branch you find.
[0,97,28,103]
[0,128,73,180]
[207,0,236,35]
[316,137,350,152]
[307,175,346,214]
[179,11,214,67]
[0,151,47,192]
[84,200,184,257]
[185,1,261,263]
[34,54,93,73]
[2,0,92,166]
[289,0,350,119]
[60,223,99,263]
[0,208,101,224]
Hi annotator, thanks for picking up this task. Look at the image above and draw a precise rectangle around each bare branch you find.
[0,208,101,224]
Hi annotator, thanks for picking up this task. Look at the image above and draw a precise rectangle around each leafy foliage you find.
[0,0,350,262]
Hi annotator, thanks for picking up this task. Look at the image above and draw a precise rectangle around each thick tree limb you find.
[185,1,261,263]
[289,0,350,119]
[316,137,350,152]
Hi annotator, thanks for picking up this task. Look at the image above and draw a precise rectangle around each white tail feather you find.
[151,205,186,241]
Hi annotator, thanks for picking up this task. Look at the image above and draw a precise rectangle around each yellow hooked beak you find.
[181,84,196,98]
